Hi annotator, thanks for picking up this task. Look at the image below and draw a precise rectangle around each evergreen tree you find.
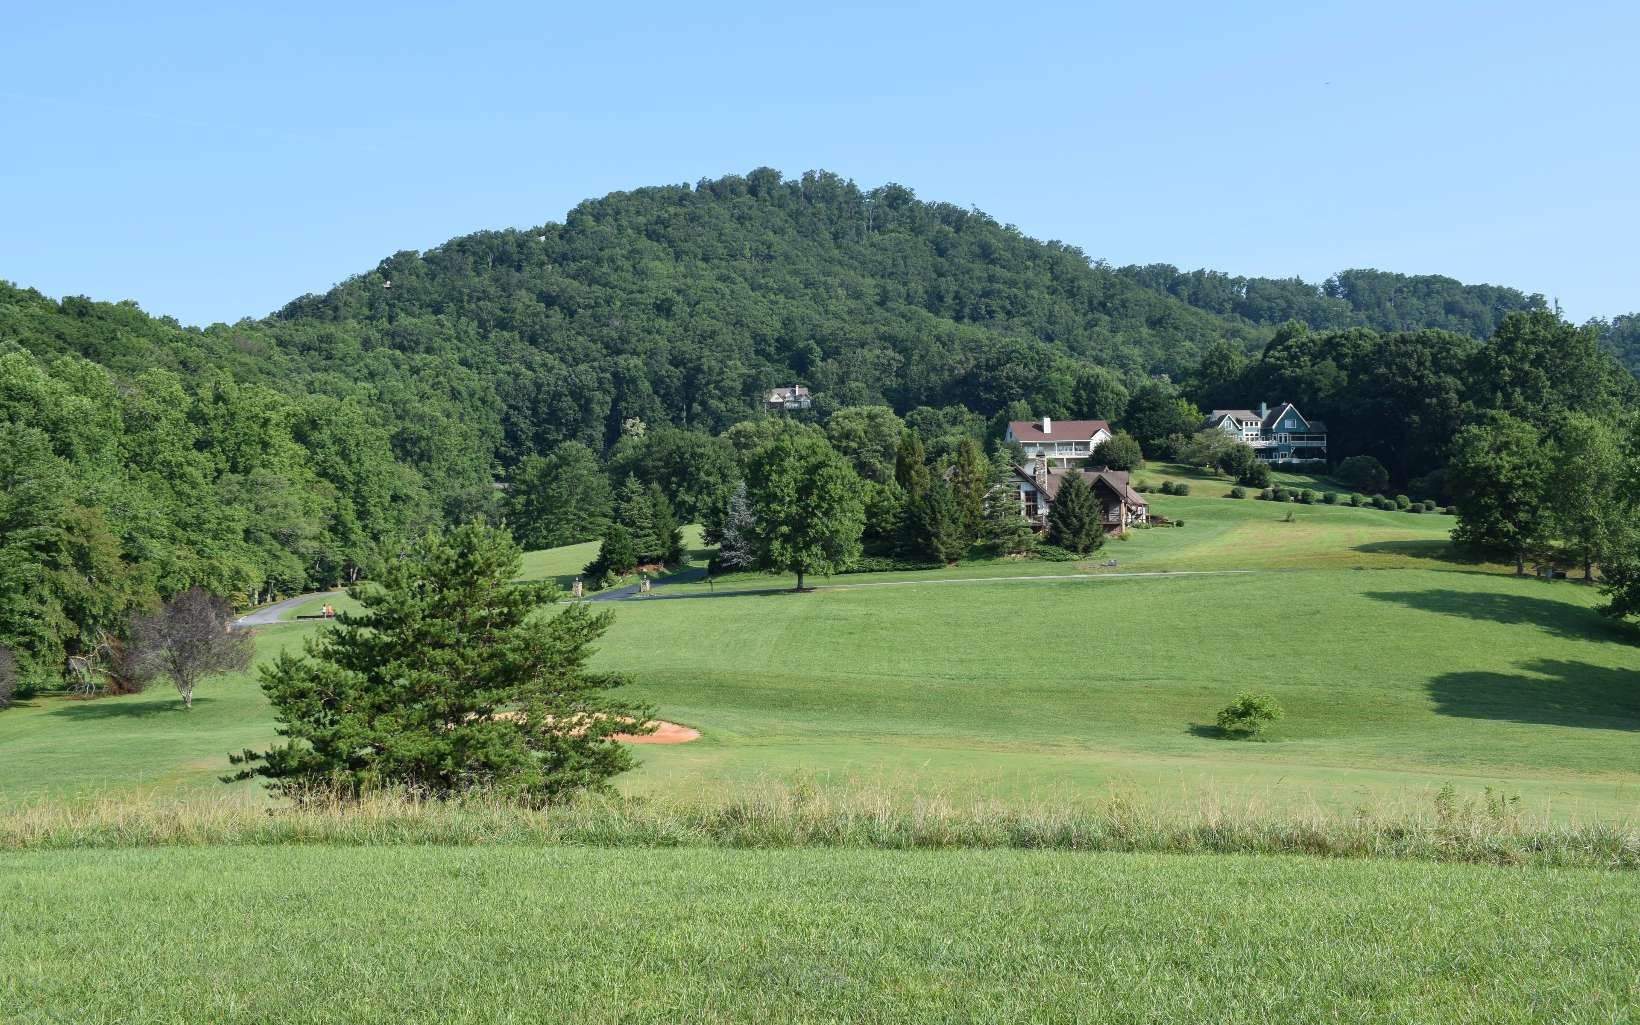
[231,522,650,804]
[746,434,865,591]
[646,482,684,563]
[1047,473,1105,555]
[980,457,1035,556]
[583,523,638,581]
[903,479,966,564]
[894,430,931,498]
[949,438,989,545]
[616,477,660,563]
[713,482,757,572]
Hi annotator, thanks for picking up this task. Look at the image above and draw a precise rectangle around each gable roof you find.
[1006,419,1111,443]
[1012,465,1147,508]
[1263,403,1308,431]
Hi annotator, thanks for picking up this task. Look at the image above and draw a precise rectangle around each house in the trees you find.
[1203,402,1327,462]
[1004,417,1113,469]
[767,385,812,411]
[1012,461,1149,534]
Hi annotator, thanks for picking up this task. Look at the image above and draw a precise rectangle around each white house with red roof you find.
[1004,416,1112,469]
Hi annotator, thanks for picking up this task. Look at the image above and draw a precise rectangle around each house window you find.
[1284,418,1296,429]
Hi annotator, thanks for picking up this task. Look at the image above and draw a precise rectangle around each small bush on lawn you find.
[1300,490,1319,505]
[1237,462,1273,489]
[1032,543,1083,562]
[843,555,943,574]
[1444,505,1459,516]
[1422,500,1438,512]
[1272,487,1291,503]
[1227,486,1246,499]
[1174,519,1185,527]
[1322,492,1339,504]
[1348,493,1364,507]
[1172,481,1190,496]
[1258,488,1274,501]
[1371,494,1391,510]
[1216,692,1284,738]
[1394,494,1412,510]
[1408,503,1424,513]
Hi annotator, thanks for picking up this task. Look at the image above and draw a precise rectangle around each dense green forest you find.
[2,167,1636,690]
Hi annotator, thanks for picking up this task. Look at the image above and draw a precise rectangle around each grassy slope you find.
[7,846,1638,1023]
[604,567,1640,818]
[3,496,1633,818]
[672,487,1474,593]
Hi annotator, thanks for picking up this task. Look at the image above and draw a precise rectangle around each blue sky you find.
[2,1,1635,326]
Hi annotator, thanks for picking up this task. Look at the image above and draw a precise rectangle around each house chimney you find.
[1034,459,1049,484]
[1040,415,1052,434]
[1258,402,1269,418]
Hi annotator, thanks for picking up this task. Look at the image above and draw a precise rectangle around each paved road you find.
[233,591,342,628]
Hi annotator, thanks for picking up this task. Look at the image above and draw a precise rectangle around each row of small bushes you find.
[1233,487,1455,514]
[1136,480,1191,496]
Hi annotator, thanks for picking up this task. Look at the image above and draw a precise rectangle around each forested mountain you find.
[1115,265,1550,339]
[2,166,1636,691]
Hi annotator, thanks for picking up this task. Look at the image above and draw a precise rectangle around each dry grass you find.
[4,781,1636,869]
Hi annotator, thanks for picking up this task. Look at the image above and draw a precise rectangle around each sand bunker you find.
[477,710,699,744]
[617,720,700,744]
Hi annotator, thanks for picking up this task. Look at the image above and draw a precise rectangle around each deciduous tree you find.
[746,434,865,591]
[129,588,253,709]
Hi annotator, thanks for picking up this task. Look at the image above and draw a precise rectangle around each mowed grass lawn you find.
[603,566,1640,818]
[6,845,1638,1023]
[1,496,1635,819]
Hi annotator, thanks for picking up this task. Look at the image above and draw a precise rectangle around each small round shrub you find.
[1301,490,1319,505]
[1215,692,1284,739]
[1227,486,1246,499]
[1347,493,1364,507]
[1237,462,1273,489]
[1322,492,1339,505]
[1258,488,1274,501]
[1394,494,1412,510]
[1422,500,1438,512]
[1445,505,1459,516]
[1408,503,1424,513]
[1173,481,1191,496]
[1370,494,1390,509]
[1174,519,1186,527]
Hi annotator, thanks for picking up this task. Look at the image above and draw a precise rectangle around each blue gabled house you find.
[1203,402,1328,462]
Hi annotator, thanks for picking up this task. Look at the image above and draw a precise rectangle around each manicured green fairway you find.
[602,567,1640,818]
[2,501,1634,820]
[5,845,1636,1023]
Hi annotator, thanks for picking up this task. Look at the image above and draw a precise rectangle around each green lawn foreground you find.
[4,845,1636,1024]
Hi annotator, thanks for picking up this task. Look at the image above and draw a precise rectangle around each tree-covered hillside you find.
[3,167,1636,692]
[1116,265,1550,339]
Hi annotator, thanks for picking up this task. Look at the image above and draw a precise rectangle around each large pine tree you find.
[1047,473,1105,555]
[230,522,651,804]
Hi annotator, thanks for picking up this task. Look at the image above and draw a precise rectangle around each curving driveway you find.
[233,591,342,629]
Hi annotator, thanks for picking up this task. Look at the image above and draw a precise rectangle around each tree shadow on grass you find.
[48,697,208,720]
[1362,588,1634,645]
[1353,540,1482,565]
[1428,659,1640,731]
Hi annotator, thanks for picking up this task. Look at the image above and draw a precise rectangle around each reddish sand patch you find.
[618,720,700,744]
[476,710,698,744]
